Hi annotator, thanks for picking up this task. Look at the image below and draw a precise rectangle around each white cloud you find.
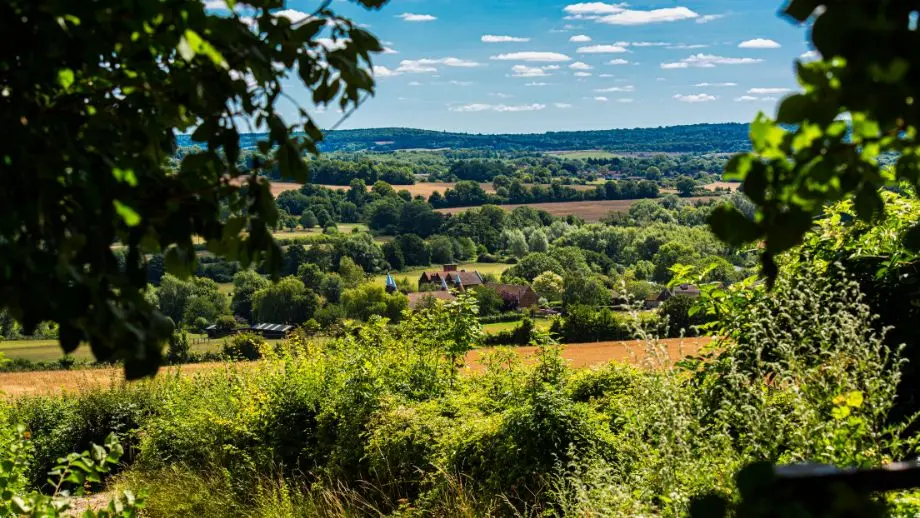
[554,102,574,108]
[738,38,781,49]
[394,57,481,74]
[607,58,630,65]
[526,82,550,86]
[674,93,717,102]
[629,41,670,47]
[695,82,737,87]
[569,61,593,70]
[203,0,229,10]
[616,98,634,103]
[491,51,572,62]
[747,87,790,94]
[574,71,592,77]
[382,47,399,55]
[563,2,627,15]
[661,53,763,69]
[510,65,551,77]
[800,50,820,61]
[482,35,530,43]
[668,43,709,49]
[735,95,759,102]
[696,14,725,24]
[594,96,609,102]
[448,80,474,86]
[373,65,400,78]
[595,85,634,92]
[490,93,514,98]
[450,103,547,112]
[398,13,437,22]
[598,73,615,77]
[315,38,349,51]
[408,81,422,86]
[598,7,699,25]
[577,44,628,53]
[543,65,561,70]
[569,34,592,42]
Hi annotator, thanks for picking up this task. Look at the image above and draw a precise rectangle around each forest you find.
[3,0,920,517]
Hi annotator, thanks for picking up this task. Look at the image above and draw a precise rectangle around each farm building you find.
[205,323,294,339]
[644,284,701,309]
[418,264,484,292]
[486,283,540,311]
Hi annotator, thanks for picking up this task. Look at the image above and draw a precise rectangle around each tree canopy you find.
[1,0,385,377]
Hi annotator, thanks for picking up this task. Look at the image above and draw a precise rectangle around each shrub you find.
[222,332,266,361]
[166,330,190,364]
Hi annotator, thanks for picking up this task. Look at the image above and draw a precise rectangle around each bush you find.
[166,330,191,364]
[222,332,266,361]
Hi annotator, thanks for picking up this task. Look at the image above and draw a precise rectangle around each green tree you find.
[675,176,696,197]
[394,234,431,267]
[527,229,549,254]
[562,274,610,308]
[230,270,270,322]
[382,241,406,271]
[1,0,386,376]
[342,283,408,321]
[503,252,565,282]
[428,235,456,265]
[502,229,529,259]
[645,166,662,181]
[532,271,564,302]
[251,277,317,324]
[299,210,319,229]
[338,257,366,288]
[472,286,505,316]
[156,274,193,324]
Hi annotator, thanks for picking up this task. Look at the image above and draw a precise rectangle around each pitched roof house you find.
[486,283,540,310]
[644,283,701,309]
[418,264,484,292]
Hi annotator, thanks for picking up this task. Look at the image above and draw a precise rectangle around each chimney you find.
[443,264,458,272]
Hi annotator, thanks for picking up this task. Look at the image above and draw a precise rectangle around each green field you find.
[371,262,512,290]
[272,223,369,240]
[0,335,276,362]
[549,150,619,160]
[482,318,552,335]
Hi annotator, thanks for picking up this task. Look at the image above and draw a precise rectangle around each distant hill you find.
[176,123,751,154]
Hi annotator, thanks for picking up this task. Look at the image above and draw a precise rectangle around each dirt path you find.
[1,337,713,397]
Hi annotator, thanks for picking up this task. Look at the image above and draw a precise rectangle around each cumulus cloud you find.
[569,61,593,70]
[747,87,790,94]
[450,103,546,112]
[661,53,763,69]
[569,34,593,42]
[598,73,615,77]
[510,65,551,77]
[696,14,725,23]
[674,93,717,102]
[577,44,628,53]
[543,65,561,70]
[563,2,627,15]
[574,71,592,77]
[595,85,634,92]
[398,13,437,22]
[629,41,670,47]
[482,35,530,43]
[695,82,737,87]
[607,58,630,65]
[373,65,400,78]
[490,92,514,98]
[447,80,474,86]
[491,51,572,62]
[525,82,550,86]
[735,95,759,102]
[738,38,781,49]
[594,96,609,101]
[668,43,709,49]
[554,102,574,108]
[382,47,399,54]
[616,98,634,103]
[800,50,820,61]
[599,7,699,25]
[382,57,481,75]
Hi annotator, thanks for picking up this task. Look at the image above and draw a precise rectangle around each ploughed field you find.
[0,337,711,397]
[436,197,714,222]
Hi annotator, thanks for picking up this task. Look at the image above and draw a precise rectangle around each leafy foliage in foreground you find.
[8,266,920,516]
[710,0,920,278]
[1,0,385,377]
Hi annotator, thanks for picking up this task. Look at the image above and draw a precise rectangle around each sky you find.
[207,0,816,134]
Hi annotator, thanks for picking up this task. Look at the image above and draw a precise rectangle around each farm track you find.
[0,337,712,397]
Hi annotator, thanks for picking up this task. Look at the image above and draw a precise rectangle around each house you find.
[249,323,295,339]
[407,290,457,309]
[644,284,701,309]
[486,283,540,310]
[418,264,484,292]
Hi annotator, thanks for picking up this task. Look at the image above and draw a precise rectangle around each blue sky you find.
[210,1,815,133]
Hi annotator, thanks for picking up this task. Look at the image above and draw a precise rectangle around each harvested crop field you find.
[0,337,712,397]
[704,181,740,192]
[436,197,714,221]
[315,182,597,197]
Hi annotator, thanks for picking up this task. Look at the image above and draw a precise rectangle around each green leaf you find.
[845,390,864,408]
[708,205,761,246]
[776,94,809,123]
[112,167,138,187]
[113,200,141,227]
[57,68,75,89]
[277,141,308,182]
